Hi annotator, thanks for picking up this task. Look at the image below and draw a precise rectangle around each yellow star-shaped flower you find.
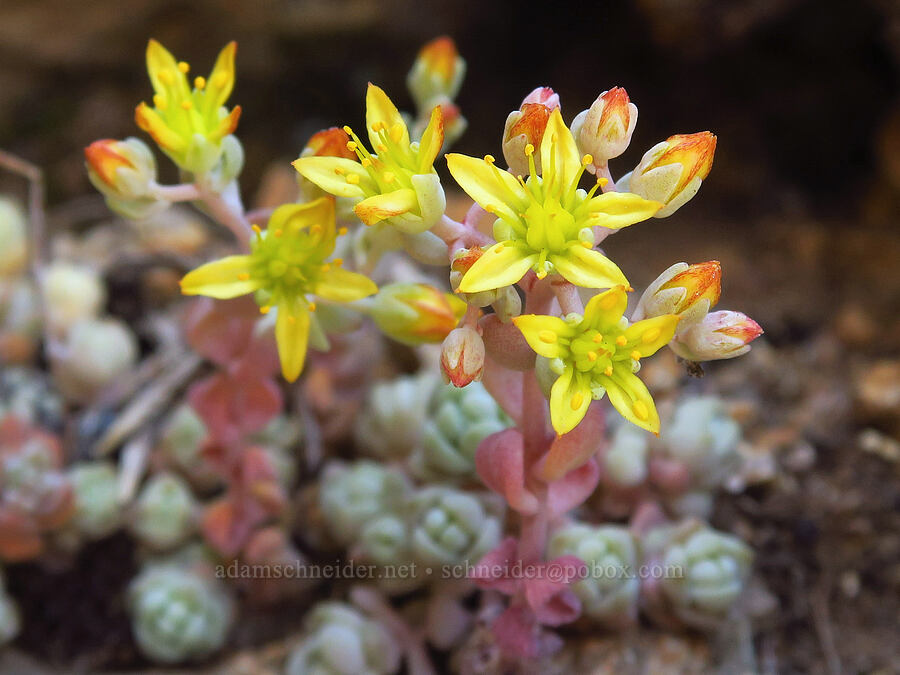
[292,84,446,234]
[135,40,241,173]
[446,108,662,294]
[180,197,377,382]
[514,286,679,435]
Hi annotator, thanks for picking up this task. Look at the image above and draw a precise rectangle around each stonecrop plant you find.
[77,35,764,668]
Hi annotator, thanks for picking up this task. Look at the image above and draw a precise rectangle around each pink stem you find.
[516,280,554,564]
[552,281,583,315]
[152,182,201,202]
[197,184,253,250]
[431,213,492,253]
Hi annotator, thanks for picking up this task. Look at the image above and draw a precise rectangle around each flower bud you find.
[449,247,521,318]
[0,198,28,278]
[41,262,105,335]
[85,138,165,219]
[303,127,358,161]
[368,282,466,346]
[285,602,401,675]
[633,261,722,328]
[548,523,639,625]
[68,461,121,539]
[620,132,716,218]
[502,87,560,175]
[128,562,233,664]
[407,36,466,110]
[440,326,485,387]
[670,310,762,361]
[131,472,197,550]
[522,86,560,108]
[570,87,637,169]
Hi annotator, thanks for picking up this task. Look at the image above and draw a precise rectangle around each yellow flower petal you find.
[549,367,592,435]
[512,314,573,359]
[457,243,537,293]
[418,105,444,173]
[604,367,660,434]
[540,108,580,193]
[180,255,258,299]
[275,303,310,383]
[354,189,418,226]
[549,245,628,289]
[313,267,378,303]
[292,156,373,198]
[586,191,663,229]
[146,39,189,99]
[205,41,236,111]
[582,286,628,330]
[365,83,409,149]
[623,313,680,357]
[446,153,528,224]
[135,103,187,154]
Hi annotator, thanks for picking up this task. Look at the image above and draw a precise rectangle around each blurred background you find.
[0,0,898,672]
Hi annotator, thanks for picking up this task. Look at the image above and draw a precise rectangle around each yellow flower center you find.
[495,146,605,279]
[565,325,638,378]
[341,123,418,197]
[248,225,329,310]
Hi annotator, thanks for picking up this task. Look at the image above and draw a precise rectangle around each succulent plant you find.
[602,421,650,487]
[319,461,412,548]
[641,519,753,629]
[0,416,74,561]
[412,382,511,482]
[68,461,122,539]
[548,523,639,625]
[128,560,234,664]
[40,261,106,335]
[156,405,218,487]
[52,317,139,403]
[407,486,501,567]
[0,367,64,431]
[284,602,401,675]
[662,396,742,490]
[0,278,41,364]
[355,373,438,459]
[130,472,197,550]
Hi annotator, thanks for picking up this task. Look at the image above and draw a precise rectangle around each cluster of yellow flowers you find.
[85,37,760,438]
